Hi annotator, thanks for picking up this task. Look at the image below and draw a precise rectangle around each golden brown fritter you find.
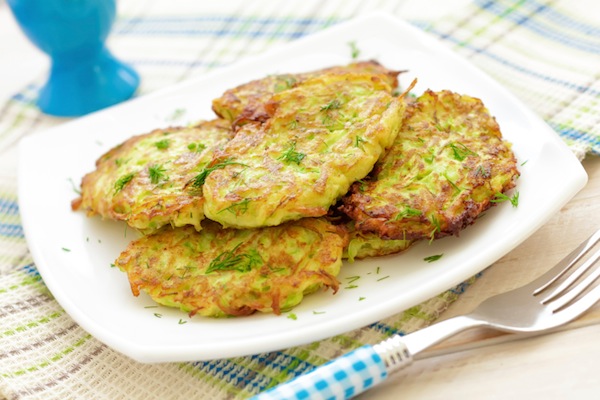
[211,60,401,127]
[343,223,413,262]
[340,90,520,241]
[72,119,233,234]
[115,218,348,317]
[202,70,406,229]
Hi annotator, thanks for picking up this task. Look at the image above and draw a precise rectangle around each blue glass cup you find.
[7,0,140,117]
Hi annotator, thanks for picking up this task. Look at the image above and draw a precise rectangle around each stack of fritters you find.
[72,61,519,318]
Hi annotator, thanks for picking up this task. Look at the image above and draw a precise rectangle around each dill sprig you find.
[448,142,477,161]
[491,191,519,207]
[424,254,443,263]
[320,99,342,112]
[278,142,306,165]
[190,158,247,187]
[148,164,168,184]
[206,243,263,274]
[113,172,135,195]
[154,139,170,150]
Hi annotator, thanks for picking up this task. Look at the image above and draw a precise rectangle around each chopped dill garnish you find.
[155,139,170,150]
[424,254,443,263]
[377,276,390,282]
[144,305,159,309]
[278,142,306,165]
[167,108,186,121]
[68,177,82,195]
[428,214,441,242]
[491,191,519,207]
[320,99,342,112]
[148,164,168,184]
[359,297,366,301]
[355,135,366,150]
[287,313,297,320]
[444,173,462,193]
[274,75,297,93]
[313,311,326,315]
[345,276,361,284]
[190,158,247,187]
[448,142,477,161]
[178,319,188,325]
[348,41,360,59]
[113,172,135,195]
[187,142,206,152]
[61,247,71,252]
[219,198,251,215]
[206,243,263,274]
[394,206,422,220]
[154,313,162,318]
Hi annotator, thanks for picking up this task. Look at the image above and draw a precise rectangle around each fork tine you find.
[532,229,600,296]
[545,247,600,312]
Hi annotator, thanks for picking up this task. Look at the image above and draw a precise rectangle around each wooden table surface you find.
[363,154,600,399]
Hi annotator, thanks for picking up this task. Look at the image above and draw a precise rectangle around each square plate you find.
[18,12,587,362]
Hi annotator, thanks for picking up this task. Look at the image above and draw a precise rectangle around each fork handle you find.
[250,345,395,400]
[251,315,484,399]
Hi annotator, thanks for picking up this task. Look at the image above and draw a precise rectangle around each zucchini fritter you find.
[340,90,519,241]
[212,61,400,127]
[344,226,413,262]
[203,71,406,228]
[115,218,347,317]
[72,119,233,234]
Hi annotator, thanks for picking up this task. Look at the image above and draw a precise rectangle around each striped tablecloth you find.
[1,0,598,399]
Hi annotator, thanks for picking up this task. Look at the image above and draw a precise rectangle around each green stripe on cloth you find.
[0,0,598,398]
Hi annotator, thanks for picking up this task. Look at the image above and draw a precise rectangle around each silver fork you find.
[252,228,600,400]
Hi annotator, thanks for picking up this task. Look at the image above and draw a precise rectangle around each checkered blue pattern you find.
[252,345,387,400]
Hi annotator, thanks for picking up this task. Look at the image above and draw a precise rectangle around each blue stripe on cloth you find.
[188,350,318,392]
[367,321,400,337]
[113,16,341,40]
[430,27,600,98]
[476,0,600,53]
[0,198,19,216]
[549,122,600,151]
[20,263,41,278]
[0,223,23,238]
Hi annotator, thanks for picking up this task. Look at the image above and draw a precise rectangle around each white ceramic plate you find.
[18,12,587,363]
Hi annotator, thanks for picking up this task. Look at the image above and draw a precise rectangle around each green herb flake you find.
[320,99,342,112]
[278,142,306,165]
[348,41,360,59]
[61,247,71,252]
[155,139,170,150]
[206,244,263,274]
[178,319,188,325]
[154,313,162,318]
[148,164,168,184]
[424,254,443,263]
[287,313,297,321]
[312,311,326,315]
[491,191,519,207]
[359,297,366,301]
[190,158,247,187]
[113,172,135,195]
[394,206,422,220]
[377,275,390,282]
[219,198,251,215]
[355,135,366,150]
[448,142,477,161]
[68,178,82,195]
[187,142,206,152]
